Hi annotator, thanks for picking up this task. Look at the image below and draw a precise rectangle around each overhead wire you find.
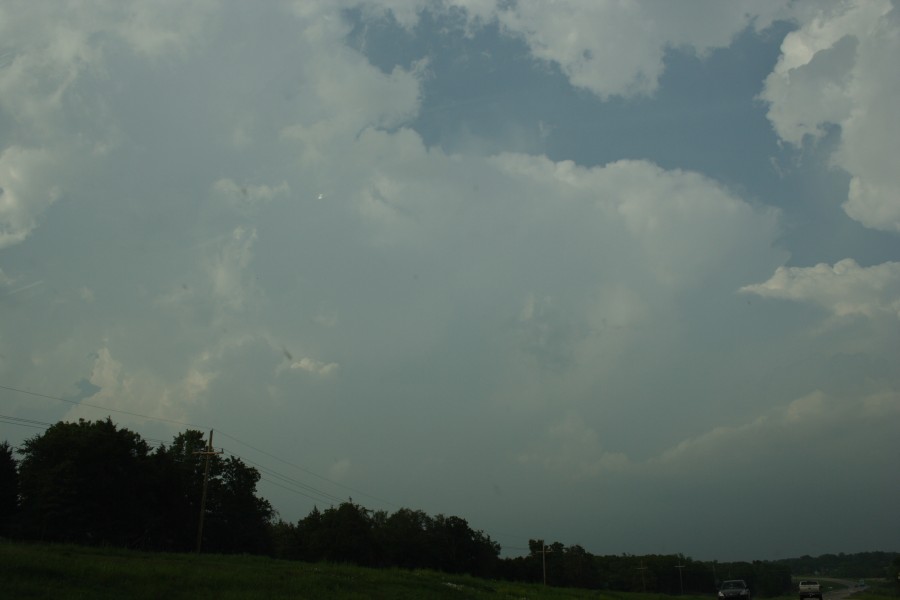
[0,414,54,430]
[0,382,393,509]
[219,446,346,507]
[2,382,529,550]
[216,429,401,509]
[0,384,206,430]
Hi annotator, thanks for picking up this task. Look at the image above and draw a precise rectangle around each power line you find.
[220,447,346,506]
[216,429,400,509]
[1,382,536,549]
[0,414,54,431]
[0,384,207,430]
[1,382,393,509]
[0,412,170,451]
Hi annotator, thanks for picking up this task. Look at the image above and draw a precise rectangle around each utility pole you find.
[541,543,554,586]
[637,560,648,592]
[194,429,223,553]
[676,560,686,595]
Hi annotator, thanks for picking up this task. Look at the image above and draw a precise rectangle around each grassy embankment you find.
[0,541,672,599]
[4,542,895,600]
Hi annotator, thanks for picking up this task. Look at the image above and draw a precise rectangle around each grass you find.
[851,582,900,600]
[0,540,672,599]
[13,541,887,600]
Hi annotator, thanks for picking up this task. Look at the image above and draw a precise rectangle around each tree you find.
[17,418,153,546]
[155,430,273,554]
[0,441,18,536]
[203,454,274,554]
[381,508,434,569]
[14,421,274,554]
[430,514,500,576]
[317,501,377,565]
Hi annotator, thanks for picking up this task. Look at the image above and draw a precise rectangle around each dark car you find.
[719,580,751,600]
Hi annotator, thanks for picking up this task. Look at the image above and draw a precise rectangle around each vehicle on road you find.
[799,580,823,600]
[719,580,751,600]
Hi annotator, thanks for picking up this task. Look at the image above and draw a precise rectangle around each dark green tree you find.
[156,430,273,554]
[17,418,153,546]
[381,508,435,569]
[430,514,500,576]
[14,422,274,554]
[0,441,18,536]
[203,454,274,553]
[317,501,376,565]
[892,556,900,593]
[752,560,792,597]
[294,505,325,561]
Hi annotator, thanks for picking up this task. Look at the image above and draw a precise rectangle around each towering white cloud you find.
[761,0,900,232]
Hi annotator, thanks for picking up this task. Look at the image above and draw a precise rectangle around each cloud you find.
[329,1,795,99]
[761,0,900,232]
[489,154,784,290]
[740,259,900,319]
[0,147,61,249]
[0,1,219,252]
[441,0,795,99]
[64,346,208,426]
[518,410,631,480]
[328,457,352,481]
[289,357,340,376]
[207,226,260,314]
[652,389,900,471]
[211,179,289,217]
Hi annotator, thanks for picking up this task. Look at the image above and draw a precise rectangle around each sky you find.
[1,0,899,562]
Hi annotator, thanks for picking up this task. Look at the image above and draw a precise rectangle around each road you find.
[817,578,864,600]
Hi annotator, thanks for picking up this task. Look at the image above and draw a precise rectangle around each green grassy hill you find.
[5,541,895,600]
[0,541,662,599]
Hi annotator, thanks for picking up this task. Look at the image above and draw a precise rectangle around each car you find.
[719,580,751,600]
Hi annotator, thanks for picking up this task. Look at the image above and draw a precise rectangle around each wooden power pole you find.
[542,543,554,586]
[194,429,222,553]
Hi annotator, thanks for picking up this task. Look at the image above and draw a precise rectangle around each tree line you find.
[1,418,272,553]
[0,418,822,594]
[772,551,900,579]
[498,543,791,595]
[0,418,501,573]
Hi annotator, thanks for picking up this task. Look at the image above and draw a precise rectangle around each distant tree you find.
[891,556,900,592]
[269,519,302,559]
[560,544,601,589]
[430,514,500,577]
[317,501,376,565]
[0,441,18,536]
[295,505,325,561]
[752,560,792,597]
[381,508,434,569]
